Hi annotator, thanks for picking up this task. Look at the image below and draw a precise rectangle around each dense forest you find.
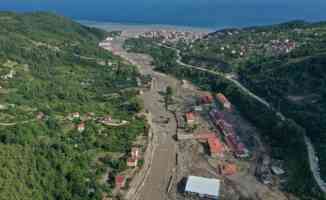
[124,31,326,199]
[0,12,146,199]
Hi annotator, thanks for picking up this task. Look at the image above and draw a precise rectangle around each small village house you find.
[200,94,214,104]
[36,112,45,120]
[216,93,232,110]
[115,175,126,188]
[220,163,237,176]
[207,137,224,158]
[127,147,140,168]
[127,157,138,167]
[185,112,196,125]
[77,122,85,132]
[131,147,140,158]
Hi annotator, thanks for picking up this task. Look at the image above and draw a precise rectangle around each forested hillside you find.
[0,12,145,200]
[239,45,326,182]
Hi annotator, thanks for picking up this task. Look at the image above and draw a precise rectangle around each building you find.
[77,123,85,132]
[208,137,224,157]
[216,93,232,110]
[127,157,138,167]
[131,147,140,158]
[185,112,196,125]
[185,176,221,199]
[69,112,80,120]
[115,176,126,188]
[127,147,140,167]
[220,163,237,176]
[200,94,214,104]
[36,112,45,120]
[271,166,285,175]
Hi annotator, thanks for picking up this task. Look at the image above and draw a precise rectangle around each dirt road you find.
[107,35,180,200]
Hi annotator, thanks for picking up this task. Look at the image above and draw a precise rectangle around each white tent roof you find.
[185,176,220,197]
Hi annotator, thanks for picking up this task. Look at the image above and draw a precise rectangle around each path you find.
[0,119,35,126]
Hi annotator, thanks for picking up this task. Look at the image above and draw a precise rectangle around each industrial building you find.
[185,176,221,199]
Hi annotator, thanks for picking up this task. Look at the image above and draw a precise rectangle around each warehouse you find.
[185,176,221,199]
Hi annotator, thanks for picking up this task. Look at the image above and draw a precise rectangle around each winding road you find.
[159,43,326,193]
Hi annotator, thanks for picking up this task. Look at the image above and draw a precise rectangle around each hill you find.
[0,12,145,200]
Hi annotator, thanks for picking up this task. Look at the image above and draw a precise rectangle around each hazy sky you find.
[1,0,326,27]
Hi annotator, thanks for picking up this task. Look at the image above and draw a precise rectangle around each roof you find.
[208,137,224,154]
[201,94,214,104]
[186,112,195,121]
[221,163,237,175]
[115,176,125,184]
[185,176,220,197]
[194,132,216,140]
[216,93,230,104]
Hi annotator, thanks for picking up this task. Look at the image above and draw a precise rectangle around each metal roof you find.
[185,176,220,197]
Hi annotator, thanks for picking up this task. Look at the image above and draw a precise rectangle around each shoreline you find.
[78,20,215,33]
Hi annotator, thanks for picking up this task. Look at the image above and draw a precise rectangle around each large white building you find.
[185,176,221,199]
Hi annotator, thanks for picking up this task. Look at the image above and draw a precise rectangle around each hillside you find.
[0,12,145,200]
[123,20,326,199]
[239,46,326,181]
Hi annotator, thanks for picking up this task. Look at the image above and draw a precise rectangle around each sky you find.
[1,0,326,28]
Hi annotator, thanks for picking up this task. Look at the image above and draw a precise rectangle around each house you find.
[115,176,126,188]
[193,106,203,112]
[127,147,140,167]
[271,166,285,176]
[69,112,80,120]
[131,147,140,159]
[220,163,237,176]
[185,176,221,200]
[127,157,138,167]
[216,93,232,110]
[99,115,113,124]
[77,123,85,132]
[200,94,214,104]
[207,137,224,157]
[185,112,196,125]
[36,112,45,120]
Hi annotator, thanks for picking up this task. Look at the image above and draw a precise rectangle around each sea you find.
[1,0,326,30]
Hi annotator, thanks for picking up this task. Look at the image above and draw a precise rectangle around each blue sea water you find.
[1,0,326,29]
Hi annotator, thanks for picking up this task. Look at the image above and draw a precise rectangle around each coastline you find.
[78,20,215,33]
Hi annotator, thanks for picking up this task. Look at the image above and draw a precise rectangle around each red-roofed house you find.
[220,163,237,176]
[216,93,231,110]
[127,157,138,167]
[185,112,196,125]
[208,137,224,158]
[77,123,85,132]
[200,94,214,104]
[115,176,126,188]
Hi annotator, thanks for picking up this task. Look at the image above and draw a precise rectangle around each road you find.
[159,43,326,193]
[107,35,179,200]
[102,33,326,196]
[159,44,271,108]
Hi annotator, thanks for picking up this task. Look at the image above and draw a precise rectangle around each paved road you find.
[159,43,326,193]
[159,44,271,108]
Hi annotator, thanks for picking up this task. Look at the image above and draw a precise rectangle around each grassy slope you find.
[0,12,145,200]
